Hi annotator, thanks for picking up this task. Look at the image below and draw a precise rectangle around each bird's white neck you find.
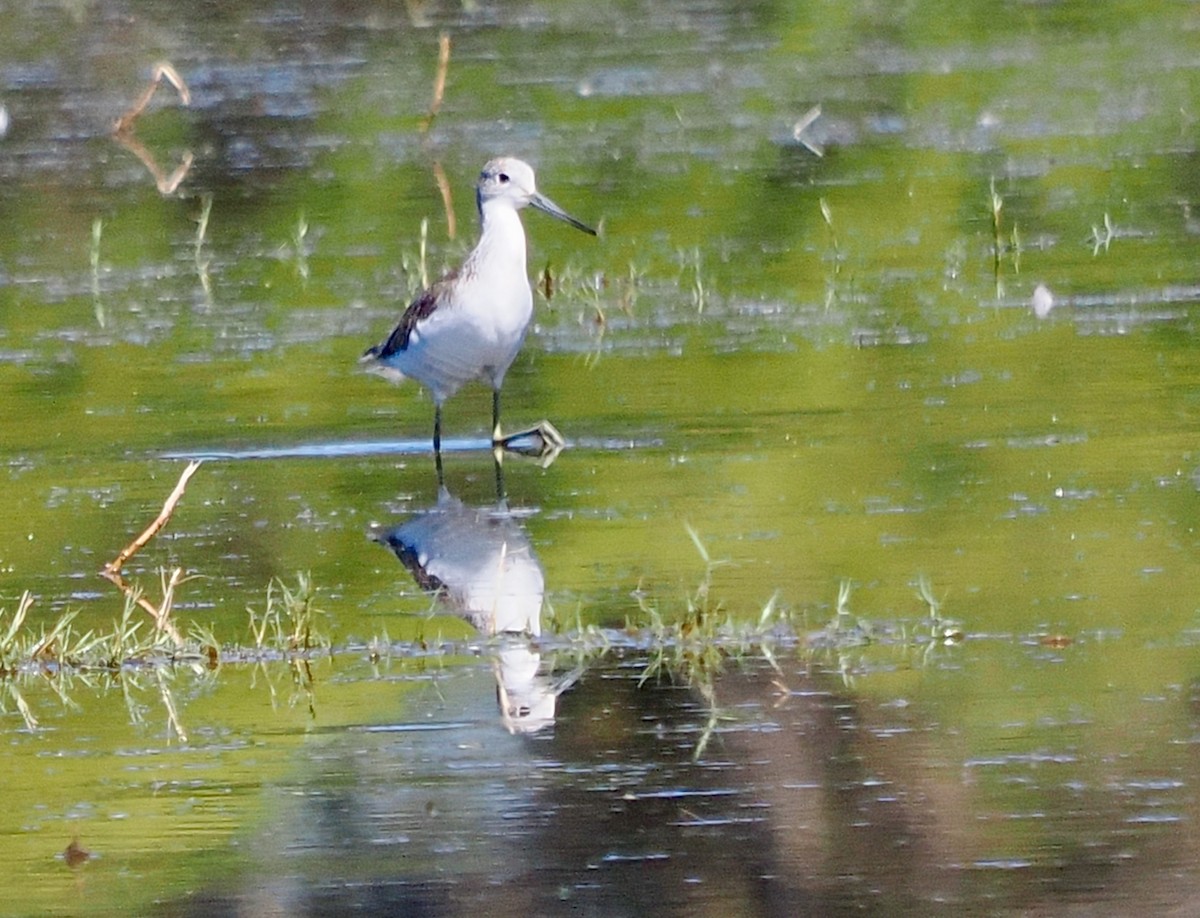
[463,201,527,285]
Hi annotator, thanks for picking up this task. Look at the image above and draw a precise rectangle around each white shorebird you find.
[362,157,596,456]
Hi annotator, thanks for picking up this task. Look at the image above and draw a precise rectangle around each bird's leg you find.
[433,404,445,485]
[491,388,503,445]
[492,447,507,505]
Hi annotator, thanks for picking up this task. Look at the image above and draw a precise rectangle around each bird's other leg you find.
[491,385,563,465]
[492,447,507,505]
[433,404,445,486]
[491,388,503,445]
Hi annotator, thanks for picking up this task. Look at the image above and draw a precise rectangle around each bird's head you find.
[477,157,596,235]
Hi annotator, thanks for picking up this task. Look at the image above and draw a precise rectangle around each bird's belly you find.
[393,289,532,399]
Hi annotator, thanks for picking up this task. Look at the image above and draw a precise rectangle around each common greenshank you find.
[362,157,596,458]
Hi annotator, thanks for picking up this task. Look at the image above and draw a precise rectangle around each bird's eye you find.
[498,173,510,183]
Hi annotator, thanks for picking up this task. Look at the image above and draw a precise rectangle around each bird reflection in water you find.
[370,456,575,733]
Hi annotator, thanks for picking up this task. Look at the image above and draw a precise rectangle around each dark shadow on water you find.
[143,659,993,917]
[156,651,1200,917]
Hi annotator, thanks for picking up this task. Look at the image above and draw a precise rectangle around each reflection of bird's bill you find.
[493,647,585,735]
[495,644,556,734]
[530,192,597,236]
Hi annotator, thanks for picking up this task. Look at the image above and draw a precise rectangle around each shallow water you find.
[3,0,1200,914]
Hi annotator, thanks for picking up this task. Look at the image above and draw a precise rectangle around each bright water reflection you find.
[2,0,1200,914]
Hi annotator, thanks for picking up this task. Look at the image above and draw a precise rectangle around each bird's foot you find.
[494,420,565,466]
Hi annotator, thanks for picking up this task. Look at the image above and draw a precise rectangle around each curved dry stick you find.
[99,462,199,646]
[112,61,194,196]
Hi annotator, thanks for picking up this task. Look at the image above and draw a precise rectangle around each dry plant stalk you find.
[422,35,457,239]
[105,460,201,575]
[421,32,451,132]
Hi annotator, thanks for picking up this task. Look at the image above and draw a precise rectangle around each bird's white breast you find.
[371,196,537,402]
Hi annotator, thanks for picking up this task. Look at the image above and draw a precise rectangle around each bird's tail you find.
[359,345,408,384]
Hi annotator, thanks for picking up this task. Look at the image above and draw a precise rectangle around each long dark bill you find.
[530,192,597,236]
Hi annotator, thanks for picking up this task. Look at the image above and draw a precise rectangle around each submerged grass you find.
[0,572,967,746]
[634,523,756,689]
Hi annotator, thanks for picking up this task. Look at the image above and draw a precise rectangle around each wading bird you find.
[362,157,596,459]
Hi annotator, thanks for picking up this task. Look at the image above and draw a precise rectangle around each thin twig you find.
[100,461,198,646]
